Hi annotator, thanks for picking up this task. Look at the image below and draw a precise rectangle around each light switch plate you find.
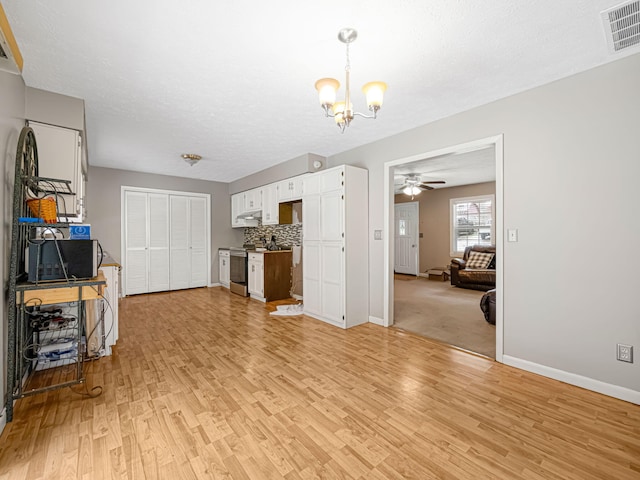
[508,229,518,242]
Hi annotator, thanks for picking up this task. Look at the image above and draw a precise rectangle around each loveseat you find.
[450,245,496,291]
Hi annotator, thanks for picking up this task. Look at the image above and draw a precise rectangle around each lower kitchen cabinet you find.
[248,251,293,302]
[219,249,230,288]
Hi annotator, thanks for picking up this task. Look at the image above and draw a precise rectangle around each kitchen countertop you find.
[101,253,121,268]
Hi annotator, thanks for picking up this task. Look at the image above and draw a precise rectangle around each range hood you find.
[237,209,262,220]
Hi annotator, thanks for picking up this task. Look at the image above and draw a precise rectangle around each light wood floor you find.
[1,287,639,479]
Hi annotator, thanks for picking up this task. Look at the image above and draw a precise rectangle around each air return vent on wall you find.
[601,1,640,53]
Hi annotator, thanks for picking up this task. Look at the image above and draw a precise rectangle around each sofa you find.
[450,245,496,291]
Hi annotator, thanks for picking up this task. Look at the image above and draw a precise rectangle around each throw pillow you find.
[488,255,496,269]
[466,251,494,269]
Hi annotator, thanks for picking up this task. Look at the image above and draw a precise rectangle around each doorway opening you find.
[383,135,504,361]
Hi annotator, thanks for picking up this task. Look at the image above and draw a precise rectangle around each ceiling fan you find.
[396,174,446,198]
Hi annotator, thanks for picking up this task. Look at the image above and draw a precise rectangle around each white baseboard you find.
[292,294,303,301]
[209,282,222,288]
[503,355,640,405]
[418,273,429,278]
[369,315,385,326]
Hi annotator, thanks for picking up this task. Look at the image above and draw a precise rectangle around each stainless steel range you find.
[229,246,252,296]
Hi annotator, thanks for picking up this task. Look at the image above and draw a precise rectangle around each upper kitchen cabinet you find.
[26,87,88,172]
[231,192,258,228]
[27,121,84,221]
[277,174,306,203]
[244,187,262,211]
[262,183,279,225]
[26,88,88,222]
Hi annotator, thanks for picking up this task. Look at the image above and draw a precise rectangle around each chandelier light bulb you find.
[363,81,387,109]
[315,78,340,108]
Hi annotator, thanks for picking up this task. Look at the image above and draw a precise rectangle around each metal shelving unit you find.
[5,127,105,422]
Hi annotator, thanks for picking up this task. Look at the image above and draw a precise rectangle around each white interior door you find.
[170,195,190,290]
[148,193,170,292]
[189,196,208,287]
[124,191,148,295]
[394,202,419,275]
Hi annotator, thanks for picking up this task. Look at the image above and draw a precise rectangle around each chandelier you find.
[315,28,387,133]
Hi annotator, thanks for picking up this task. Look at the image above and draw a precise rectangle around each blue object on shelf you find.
[19,217,44,223]
[69,224,91,239]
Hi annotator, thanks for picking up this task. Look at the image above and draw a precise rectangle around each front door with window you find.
[394,202,419,275]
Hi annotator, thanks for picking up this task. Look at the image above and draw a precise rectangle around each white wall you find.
[329,53,640,397]
[1,69,26,423]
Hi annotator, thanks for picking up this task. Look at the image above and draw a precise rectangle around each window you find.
[450,195,494,255]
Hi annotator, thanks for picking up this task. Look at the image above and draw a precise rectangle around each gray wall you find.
[25,87,85,131]
[86,167,243,284]
[395,182,496,271]
[229,153,325,194]
[329,53,640,393]
[1,70,26,415]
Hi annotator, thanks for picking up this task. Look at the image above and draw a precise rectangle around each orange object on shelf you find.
[27,197,57,223]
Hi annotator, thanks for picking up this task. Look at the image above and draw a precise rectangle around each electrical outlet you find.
[374,230,382,240]
[617,344,633,363]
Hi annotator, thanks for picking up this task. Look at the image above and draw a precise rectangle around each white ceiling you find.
[393,146,496,191]
[3,0,636,183]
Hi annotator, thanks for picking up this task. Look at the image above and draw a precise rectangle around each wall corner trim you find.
[0,408,6,437]
[369,316,385,326]
[503,355,640,405]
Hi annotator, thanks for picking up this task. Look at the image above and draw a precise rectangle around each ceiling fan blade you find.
[419,180,446,184]
[421,185,434,190]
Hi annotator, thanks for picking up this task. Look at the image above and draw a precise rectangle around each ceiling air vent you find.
[602,1,640,53]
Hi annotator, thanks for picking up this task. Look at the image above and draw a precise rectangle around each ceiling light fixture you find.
[403,185,421,197]
[182,153,202,166]
[315,28,387,133]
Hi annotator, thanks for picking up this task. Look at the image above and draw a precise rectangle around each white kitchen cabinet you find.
[170,195,208,290]
[248,252,264,300]
[244,187,262,211]
[124,191,170,295]
[262,183,279,225]
[219,250,230,288]
[277,175,305,202]
[302,165,369,329]
[28,121,84,221]
[231,192,258,228]
[123,188,210,295]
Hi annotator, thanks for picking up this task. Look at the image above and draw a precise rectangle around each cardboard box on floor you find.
[426,268,450,281]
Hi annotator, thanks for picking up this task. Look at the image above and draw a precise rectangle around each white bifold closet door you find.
[124,191,170,295]
[124,189,209,295]
[169,195,208,290]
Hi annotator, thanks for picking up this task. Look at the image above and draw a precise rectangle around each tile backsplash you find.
[244,223,302,247]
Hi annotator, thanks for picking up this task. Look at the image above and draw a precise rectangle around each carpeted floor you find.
[393,274,495,358]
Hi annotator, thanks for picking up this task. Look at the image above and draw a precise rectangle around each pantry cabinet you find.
[302,165,369,328]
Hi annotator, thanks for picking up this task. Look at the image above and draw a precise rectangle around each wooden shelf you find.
[16,271,106,305]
